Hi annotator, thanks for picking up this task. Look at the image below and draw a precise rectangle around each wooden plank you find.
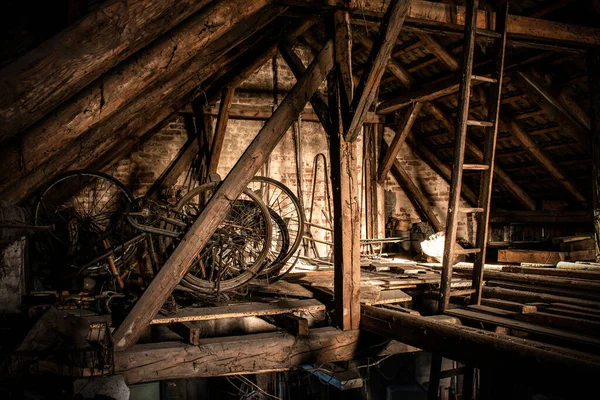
[0,0,215,144]
[115,327,359,383]
[513,311,600,337]
[445,308,600,351]
[345,0,410,142]
[490,210,593,224]
[479,298,537,314]
[377,102,422,183]
[0,7,287,204]
[208,87,236,174]
[482,270,600,291]
[466,305,516,317]
[0,0,279,189]
[112,41,335,350]
[501,266,600,281]
[486,281,600,302]
[361,305,600,392]
[482,286,600,310]
[498,249,565,265]
[591,49,600,263]
[549,303,600,316]
[271,313,309,336]
[151,299,325,324]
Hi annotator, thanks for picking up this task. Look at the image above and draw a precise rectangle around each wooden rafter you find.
[354,34,414,89]
[112,39,335,350]
[345,0,411,142]
[424,102,536,210]
[208,87,236,174]
[0,0,216,144]
[0,5,287,204]
[377,102,422,183]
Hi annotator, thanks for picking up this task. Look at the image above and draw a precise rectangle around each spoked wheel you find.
[246,177,304,282]
[34,170,135,289]
[168,182,273,294]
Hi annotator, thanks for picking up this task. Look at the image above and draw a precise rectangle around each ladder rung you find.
[475,28,503,39]
[467,120,494,127]
[459,207,485,213]
[463,164,489,171]
[450,289,476,297]
[471,75,498,83]
[455,248,481,255]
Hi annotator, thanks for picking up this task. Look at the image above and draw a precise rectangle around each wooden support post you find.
[112,41,335,350]
[346,0,410,141]
[329,13,361,330]
[424,102,536,211]
[208,87,236,174]
[590,49,600,262]
[377,102,422,183]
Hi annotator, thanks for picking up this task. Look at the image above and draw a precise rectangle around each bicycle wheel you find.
[246,177,304,281]
[167,182,273,294]
[34,170,135,289]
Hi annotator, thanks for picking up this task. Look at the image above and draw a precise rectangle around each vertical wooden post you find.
[590,49,600,262]
[364,124,374,241]
[208,86,236,174]
[330,9,360,330]
[375,124,386,239]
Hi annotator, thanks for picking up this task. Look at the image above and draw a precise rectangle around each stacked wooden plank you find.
[444,260,600,354]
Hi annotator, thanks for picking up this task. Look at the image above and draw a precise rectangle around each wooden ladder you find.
[428,1,509,400]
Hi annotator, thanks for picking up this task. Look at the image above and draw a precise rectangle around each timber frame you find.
[2,0,600,386]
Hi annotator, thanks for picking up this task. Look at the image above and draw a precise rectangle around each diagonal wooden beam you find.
[354,35,415,89]
[377,102,422,183]
[406,132,478,206]
[208,87,236,174]
[112,40,335,350]
[381,140,443,232]
[513,71,589,152]
[345,0,410,142]
[424,102,536,210]
[0,0,216,144]
[278,43,332,132]
[417,33,460,72]
[474,87,587,204]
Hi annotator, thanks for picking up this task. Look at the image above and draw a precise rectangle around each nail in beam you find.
[112,40,335,350]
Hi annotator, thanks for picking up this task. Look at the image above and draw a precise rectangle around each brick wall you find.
[109,44,475,250]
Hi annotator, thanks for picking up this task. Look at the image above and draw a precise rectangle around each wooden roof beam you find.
[425,102,536,210]
[345,0,411,142]
[0,0,216,144]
